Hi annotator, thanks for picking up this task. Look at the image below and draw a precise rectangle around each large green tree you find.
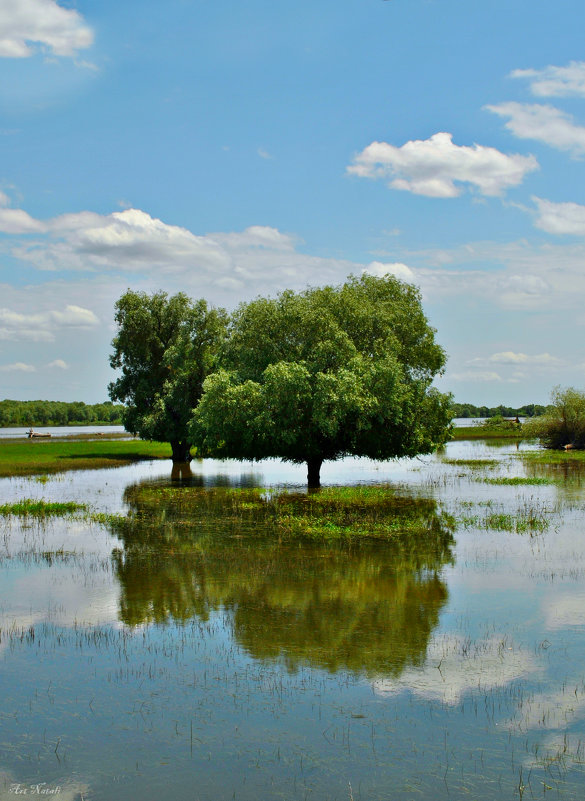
[109,290,227,462]
[191,274,452,486]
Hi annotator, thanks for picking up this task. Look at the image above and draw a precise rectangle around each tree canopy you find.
[109,290,227,462]
[191,274,452,486]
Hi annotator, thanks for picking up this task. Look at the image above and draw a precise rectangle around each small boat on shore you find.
[27,429,52,439]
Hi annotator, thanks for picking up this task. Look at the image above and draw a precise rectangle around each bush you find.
[523,387,585,449]
[480,414,521,431]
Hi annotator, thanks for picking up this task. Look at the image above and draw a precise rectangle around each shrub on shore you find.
[523,387,585,449]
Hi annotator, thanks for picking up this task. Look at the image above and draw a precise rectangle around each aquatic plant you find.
[0,499,88,517]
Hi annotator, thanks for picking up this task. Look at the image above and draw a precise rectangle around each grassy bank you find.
[522,448,585,464]
[0,426,533,479]
[0,438,172,478]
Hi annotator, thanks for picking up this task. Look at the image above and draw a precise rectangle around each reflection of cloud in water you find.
[544,591,585,629]
[371,634,537,705]
[504,689,585,771]
[524,730,585,769]
[0,771,89,801]
[0,566,119,650]
[502,686,585,734]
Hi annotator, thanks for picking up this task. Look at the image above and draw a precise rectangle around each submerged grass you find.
[0,438,172,477]
[479,476,553,486]
[452,427,525,441]
[116,484,456,542]
[459,499,553,533]
[443,458,499,468]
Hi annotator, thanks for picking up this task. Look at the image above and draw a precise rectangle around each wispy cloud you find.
[467,351,562,368]
[0,0,94,59]
[0,361,36,372]
[450,370,503,382]
[486,102,585,157]
[0,305,99,342]
[511,61,585,98]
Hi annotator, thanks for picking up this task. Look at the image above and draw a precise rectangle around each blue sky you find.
[2,0,585,406]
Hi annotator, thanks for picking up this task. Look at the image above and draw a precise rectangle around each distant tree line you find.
[0,400,124,427]
[452,402,547,419]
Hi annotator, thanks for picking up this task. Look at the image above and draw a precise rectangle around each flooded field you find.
[1,440,585,800]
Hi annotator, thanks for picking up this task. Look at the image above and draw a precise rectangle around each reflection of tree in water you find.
[109,480,455,677]
[524,456,585,496]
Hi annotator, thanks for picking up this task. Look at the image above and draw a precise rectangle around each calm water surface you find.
[0,442,584,800]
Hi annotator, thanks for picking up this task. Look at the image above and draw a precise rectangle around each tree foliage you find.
[524,386,585,449]
[109,290,227,462]
[191,274,452,485]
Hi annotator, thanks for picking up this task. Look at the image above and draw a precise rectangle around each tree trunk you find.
[307,458,323,489]
[170,439,192,463]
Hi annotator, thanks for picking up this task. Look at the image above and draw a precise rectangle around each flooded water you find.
[1,442,585,800]
[0,418,477,441]
[0,425,129,440]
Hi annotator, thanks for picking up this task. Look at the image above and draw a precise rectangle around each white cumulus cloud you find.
[12,207,232,274]
[1,203,357,296]
[533,196,585,235]
[363,261,415,282]
[0,191,47,233]
[0,207,47,234]
[511,61,585,98]
[347,132,538,197]
[0,0,93,58]
[486,102,585,157]
[46,358,68,369]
